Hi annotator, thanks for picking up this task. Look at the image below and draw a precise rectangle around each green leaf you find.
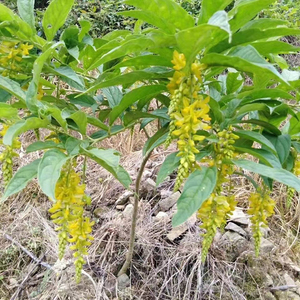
[102,86,123,108]
[26,141,63,153]
[124,110,169,127]
[143,126,169,156]
[0,103,18,120]
[80,147,131,188]
[54,66,85,91]
[176,24,229,64]
[226,72,243,94]
[235,147,281,168]
[17,0,35,31]
[3,118,50,146]
[288,113,300,136]
[44,106,68,131]
[87,37,155,70]
[202,46,287,84]
[109,85,167,125]
[235,130,277,154]
[237,119,281,136]
[264,134,291,165]
[228,0,275,33]
[67,94,97,108]
[86,116,109,131]
[114,55,173,69]
[42,0,75,41]
[199,0,234,23]
[156,152,180,186]
[124,0,194,31]
[232,159,300,191]
[38,149,68,200]
[172,167,217,227]
[0,75,26,103]
[2,159,41,201]
[66,111,87,135]
[251,41,300,56]
[84,70,171,95]
[26,42,63,112]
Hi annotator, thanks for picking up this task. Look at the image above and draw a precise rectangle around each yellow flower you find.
[171,50,186,71]
[20,43,33,56]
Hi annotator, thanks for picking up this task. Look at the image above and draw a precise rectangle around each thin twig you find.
[118,149,153,276]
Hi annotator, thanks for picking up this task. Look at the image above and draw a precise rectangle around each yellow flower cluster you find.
[49,165,94,282]
[294,154,300,176]
[0,41,33,77]
[0,124,21,186]
[166,51,210,190]
[248,190,275,255]
[198,193,236,261]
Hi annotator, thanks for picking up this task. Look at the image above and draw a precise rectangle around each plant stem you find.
[118,149,153,277]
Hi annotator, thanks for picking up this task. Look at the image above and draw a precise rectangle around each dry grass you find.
[1,123,300,300]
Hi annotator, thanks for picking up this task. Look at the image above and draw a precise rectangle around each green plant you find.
[1,0,300,282]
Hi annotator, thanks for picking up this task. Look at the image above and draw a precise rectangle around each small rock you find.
[213,230,223,244]
[167,214,197,241]
[117,274,130,290]
[260,226,271,238]
[265,274,274,287]
[129,196,135,204]
[284,273,296,287]
[9,277,18,287]
[123,204,134,220]
[260,238,275,254]
[225,222,248,238]
[93,207,109,218]
[160,190,173,199]
[144,178,156,191]
[159,191,181,212]
[155,211,169,222]
[229,208,249,227]
[116,191,134,205]
[116,205,125,210]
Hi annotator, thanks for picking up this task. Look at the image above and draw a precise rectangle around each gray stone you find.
[144,178,156,190]
[154,211,169,222]
[93,206,110,218]
[123,204,134,220]
[160,190,173,199]
[229,208,250,226]
[225,222,248,238]
[260,238,275,254]
[167,214,197,241]
[284,273,296,287]
[116,205,125,210]
[260,226,271,238]
[159,191,181,212]
[117,274,130,290]
[116,191,134,205]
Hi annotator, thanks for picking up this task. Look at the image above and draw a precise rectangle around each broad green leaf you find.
[86,116,109,131]
[235,103,269,117]
[26,42,63,112]
[232,159,300,191]
[0,89,11,103]
[156,152,180,186]
[199,0,233,23]
[235,147,281,168]
[65,137,82,156]
[143,126,169,156]
[2,159,41,201]
[87,37,155,70]
[84,70,171,95]
[17,0,35,30]
[38,149,68,200]
[102,86,123,108]
[0,103,18,120]
[53,66,85,91]
[26,141,63,153]
[176,24,229,64]
[78,19,91,41]
[202,46,287,84]
[264,134,291,165]
[251,41,300,56]
[237,119,281,136]
[172,167,217,227]
[226,72,243,94]
[80,147,131,188]
[67,94,97,108]
[288,113,300,136]
[0,75,26,103]
[240,19,288,31]
[235,130,277,154]
[67,111,87,135]
[124,0,194,31]
[3,118,50,146]
[114,55,173,69]
[44,106,68,131]
[210,28,300,53]
[42,0,75,41]
[109,85,167,125]
[228,0,275,33]
[238,89,294,102]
